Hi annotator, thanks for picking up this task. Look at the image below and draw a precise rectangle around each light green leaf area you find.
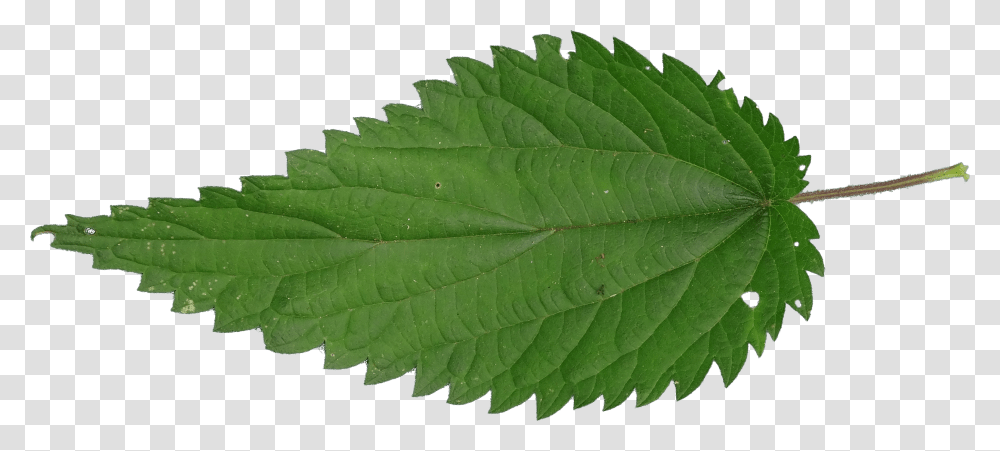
[31,32,823,419]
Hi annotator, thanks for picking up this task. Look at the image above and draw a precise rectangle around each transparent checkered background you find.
[1,0,997,450]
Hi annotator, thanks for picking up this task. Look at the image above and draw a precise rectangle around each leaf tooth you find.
[739,96,765,134]
[661,53,708,92]
[671,333,713,400]
[534,371,573,419]
[239,175,262,193]
[64,213,85,226]
[170,290,213,314]
[446,378,490,406]
[364,352,417,386]
[674,358,714,401]
[720,87,741,113]
[286,148,341,189]
[572,374,602,409]
[569,30,613,69]
[708,300,754,387]
[761,112,786,147]
[488,372,535,414]
[446,56,498,97]
[148,197,199,208]
[109,204,144,220]
[708,70,726,90]
[611,36,661,76]
[634,370,674,408]
[601,381,637,412]
[412,342,457,397]
[322,128,361,153]
[769,306,786,342]
[197,186,241,208]
[595,350,638,410]
[322,341,367,370]
[490,44,541,84]
[442,339,478,394]
[259,307,324,354]
[354,116,391,147]
[382,103,425,123]
[532,34,569,89]
[651,53,717,128]
[414,77,465,105]
[532,33,563,55]
[238,175,292,193]
[717,344,750,387]
[137,266,177,293]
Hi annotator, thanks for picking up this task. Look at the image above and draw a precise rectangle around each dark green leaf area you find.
[31,31,823,419]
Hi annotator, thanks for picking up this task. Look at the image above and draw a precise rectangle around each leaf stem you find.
[788,162,970,204]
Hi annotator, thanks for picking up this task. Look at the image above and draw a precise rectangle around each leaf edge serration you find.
[29,31,823,420]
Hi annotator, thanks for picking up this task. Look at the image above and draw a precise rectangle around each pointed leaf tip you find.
[708,70,726,89]
[30,226,51,241]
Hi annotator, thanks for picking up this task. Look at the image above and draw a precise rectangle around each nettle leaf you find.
[32,32,823,419]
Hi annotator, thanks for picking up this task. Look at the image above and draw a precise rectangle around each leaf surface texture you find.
[33,32,824,418]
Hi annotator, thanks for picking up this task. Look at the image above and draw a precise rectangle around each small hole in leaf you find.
[799,164,806,171]
[434,182,441,189]
[794,299,802,308]
[84,228,95,235]
[741,291,759,308]
[794,241,799,247]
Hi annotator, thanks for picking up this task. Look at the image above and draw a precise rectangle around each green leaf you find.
[31,31,822,419]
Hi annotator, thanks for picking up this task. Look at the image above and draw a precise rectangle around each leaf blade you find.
[31,31,823,419]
